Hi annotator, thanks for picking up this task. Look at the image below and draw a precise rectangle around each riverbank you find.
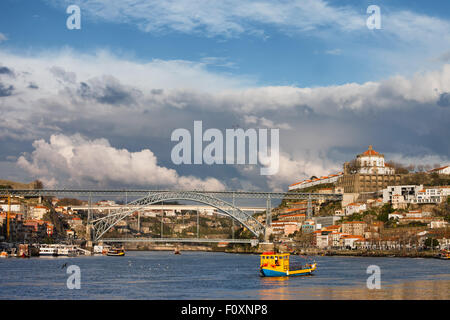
[298,248,441,258]
[121,242,444,258]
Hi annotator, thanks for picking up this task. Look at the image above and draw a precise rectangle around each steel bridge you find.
[1,189,342,242]
[101,238,259,246]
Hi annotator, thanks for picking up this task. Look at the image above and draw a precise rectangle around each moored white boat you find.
[39,244,58,256]
[57,245,78,256]
[94,245,111,255]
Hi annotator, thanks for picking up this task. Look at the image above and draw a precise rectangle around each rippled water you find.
[0,251,449,299]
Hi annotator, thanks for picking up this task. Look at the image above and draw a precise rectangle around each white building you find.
[389,210,432,224]
[405,210,431,218]
[429,220,448,229]
[288,173,343,191]
[428,165,450,175]
[0,203,21,213]
[388,213,404,220]
[97,200,116,206]
[382,185,449,205]
[367,198,383,208]
[142,211,157,217]
[344,203,367,216]
[356,145,395,175]
[164,210,177,217]
[342,235,364,249]
[414,187,448,204]
[315,232,330,249]
[382,185,422,203]
[30,205,49,220]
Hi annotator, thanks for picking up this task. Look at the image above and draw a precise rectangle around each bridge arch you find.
[91,191,265,240]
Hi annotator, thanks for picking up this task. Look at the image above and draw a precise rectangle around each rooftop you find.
[359,145,382,157]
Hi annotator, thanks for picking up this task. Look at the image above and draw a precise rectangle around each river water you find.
[0,251,449,299]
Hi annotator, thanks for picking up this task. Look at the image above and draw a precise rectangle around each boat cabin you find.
[260,252,289,273]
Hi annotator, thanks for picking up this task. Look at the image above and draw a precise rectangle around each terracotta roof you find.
[342,221,366,224]
[346,202,365,206]
[279,213,306,217]
[325,225,341,229]
[360,145,380,156]
[429,165,449,172]
[341,235,364,239]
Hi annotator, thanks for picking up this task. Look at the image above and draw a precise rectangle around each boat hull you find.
[106,252,125,256]
[260,268,288,277]
[39,252,58,256]
[260,264,317,277]
[260,268,315,277]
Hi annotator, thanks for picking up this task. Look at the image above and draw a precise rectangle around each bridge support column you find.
[232,193,235,240]
[266,195,272,227]
[307,193,312,219]
[264,195,272,242]
[86,191,94,242]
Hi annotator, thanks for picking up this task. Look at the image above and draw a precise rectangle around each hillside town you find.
[1,145,449,256]
[268,146,450,254]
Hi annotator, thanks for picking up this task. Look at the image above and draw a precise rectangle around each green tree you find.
[56,198,83,206]
[378,204,394,222]
[33,180,44,189]
[424,237,439,249]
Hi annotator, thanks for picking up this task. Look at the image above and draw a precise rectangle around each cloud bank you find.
[17,134,226,190]
[0,49,449,190]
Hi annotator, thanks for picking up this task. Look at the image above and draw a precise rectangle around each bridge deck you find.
[101,238,258,244]
[0,189,343,200]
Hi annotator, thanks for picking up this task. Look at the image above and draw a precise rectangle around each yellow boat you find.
[260,252,317,277]
[106,248,125,256]
[438,249,449,260]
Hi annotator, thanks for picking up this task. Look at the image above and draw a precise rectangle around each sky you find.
[0,0,449,191]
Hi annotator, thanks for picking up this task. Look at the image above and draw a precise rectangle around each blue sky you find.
[2,0,450,86]
[0,0,449,191]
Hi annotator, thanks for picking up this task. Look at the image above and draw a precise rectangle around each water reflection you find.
[1,252,449,299]
[257,278,450,300]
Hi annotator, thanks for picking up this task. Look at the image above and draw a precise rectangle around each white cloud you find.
[2,48,450,191]
[236,151,341,192]
[267,152,340,191]
[17,133,226,190]
[0,49,253,92]
[0,33,7,42]
[48,0,365,38]
[47,0,450,50]
[243,115,291,129]
[386,153,450,169]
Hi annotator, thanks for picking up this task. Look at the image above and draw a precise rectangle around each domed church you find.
[338,145,402,193]
[356,145,395,175]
